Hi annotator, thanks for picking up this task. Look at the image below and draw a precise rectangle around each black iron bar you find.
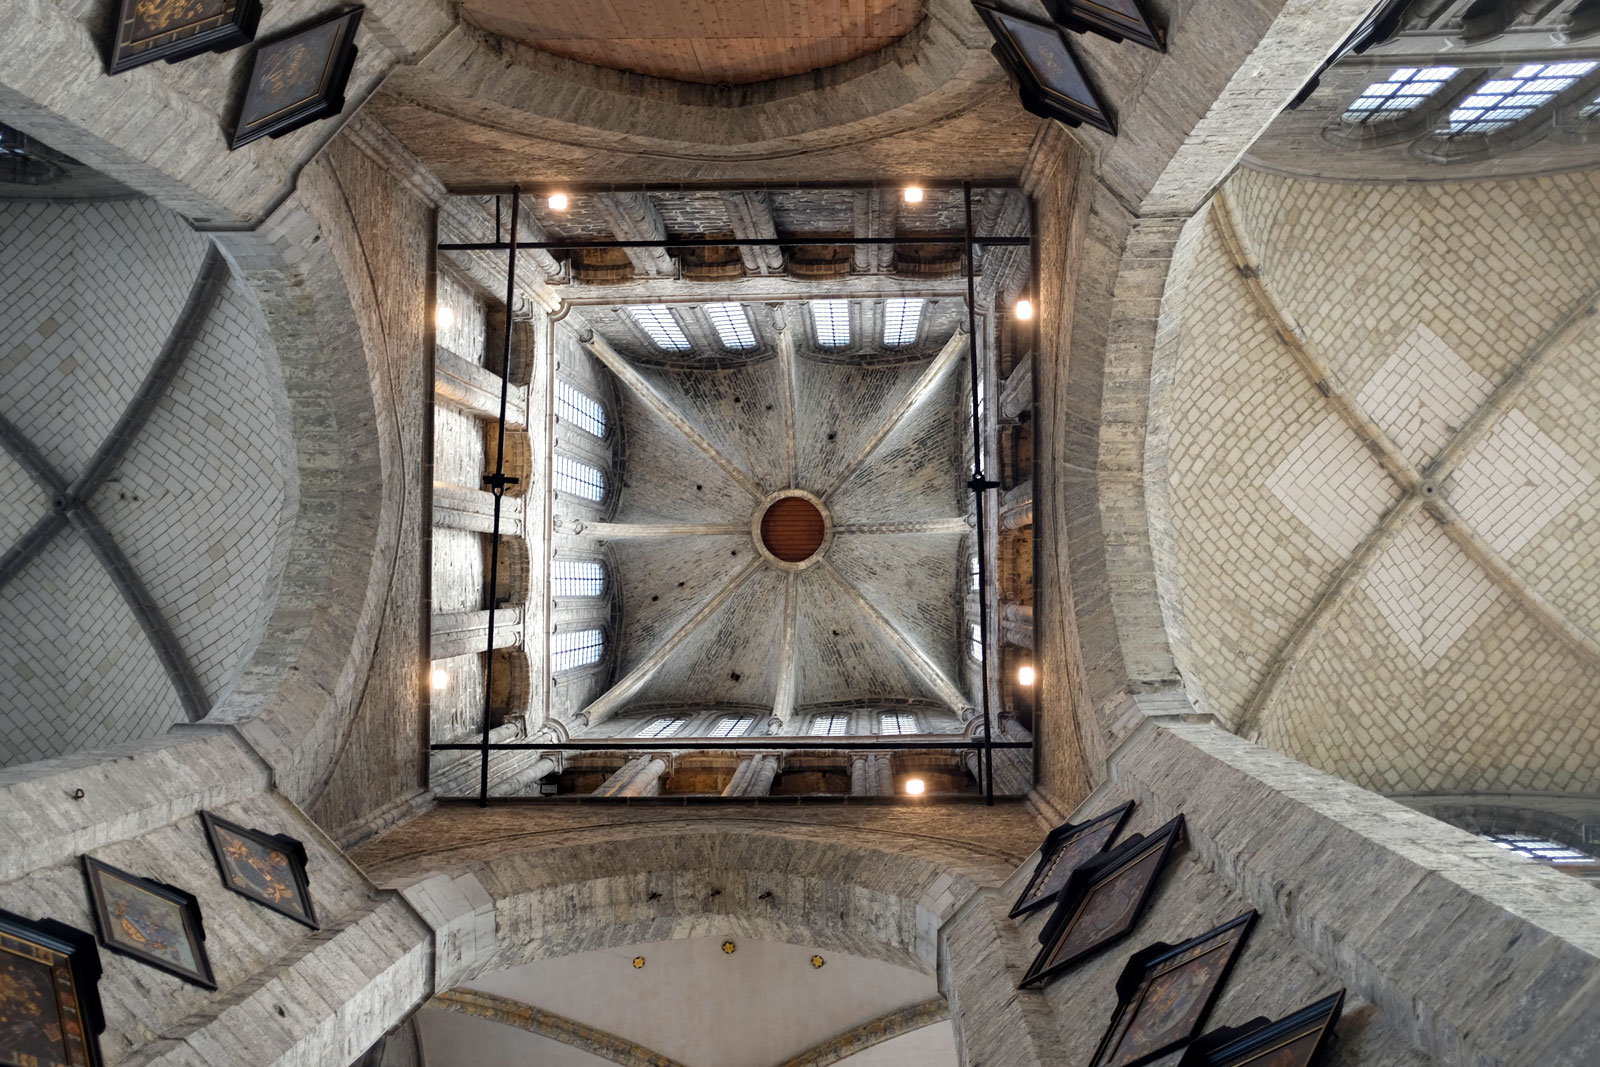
[432,740,1032,751]
[477,187,520,807]
[457,179,1022,197]
[438,235,1032,252]
[964,180,997,808]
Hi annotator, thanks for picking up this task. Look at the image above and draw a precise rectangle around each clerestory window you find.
[709,714,755,738]
[551,629,604,673]
[556,380,606,438]
[638,715,688,738]
[554,453,605,501]
[1343,67,1458,123]
[1437,62,1599,135]
[1482,833,1595,866]
[882,298,925,347]
[629,305,692,351]
[880,711,919,735]
[810,300,850,347]
[970,623,983,662]
[551,558,604,599]
[809,713,851,736]
[706,302,757,350]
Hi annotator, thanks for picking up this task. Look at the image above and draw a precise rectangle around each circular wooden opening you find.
[760,497,826,562]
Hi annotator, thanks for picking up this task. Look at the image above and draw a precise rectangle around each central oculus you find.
[751,490,833,570]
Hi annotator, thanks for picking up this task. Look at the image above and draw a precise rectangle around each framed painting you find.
[1177,990,1346,1067]
[1019,815,1184,987]
[973,3,1115,135]
[81,857,216,990]
[1042,0,1165,51]
[1090,910,1259,1067]
[1011,801,1135,918]
[0,910,105,1067]
[230,8,363,149]
[107,0,262,74]
[199,812,318,929]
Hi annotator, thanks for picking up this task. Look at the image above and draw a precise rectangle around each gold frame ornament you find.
[0,909,106,1067]
[106,0,261,75]
[199,812,319,929]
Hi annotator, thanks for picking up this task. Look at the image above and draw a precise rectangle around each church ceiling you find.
[1155,164,1600,797]
[457,0,925,86]
[593,299,973,717]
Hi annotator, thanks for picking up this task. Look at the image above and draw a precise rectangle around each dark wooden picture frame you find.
[1043,0,1165,51]
[81,857,216,990]
[973,2,1115,135]
[199,812,319,929]
[106,0,262,75]
[1091,910,1259,1067]
[1012,801,1135,917]
[1020,814,1184,987]
[1177,990,1346,1067]
[230,8,363,149]
[0,910,106,1067]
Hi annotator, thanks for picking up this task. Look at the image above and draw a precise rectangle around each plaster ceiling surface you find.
[458,0,925,86]
[1154,163,1600,796]
[449,937,944,1067]
[595,299,971,719]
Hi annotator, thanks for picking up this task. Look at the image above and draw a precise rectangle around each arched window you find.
[970,624,983,661]
[554,453,605,501]
[809,713,850,736]
[706,303,757,350]
[1342,66,1458,123]
[1482,833,1595,866]
[556,380,606,438]
[1434,62,1598,135]
[709,714,755,738]
[1582,91,1600,119]
[628,305,691,350]
[638,715,687,738]
[551,558,604,599]
[882,298,924,346]
[551,628,603,673]
[810,300,850,347]
[880,711,919,735]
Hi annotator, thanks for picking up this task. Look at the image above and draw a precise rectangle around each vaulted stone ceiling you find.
[459,0,926,85]
[584,298,974,722]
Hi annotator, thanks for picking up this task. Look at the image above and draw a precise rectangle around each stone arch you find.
[373,819,1061,1067]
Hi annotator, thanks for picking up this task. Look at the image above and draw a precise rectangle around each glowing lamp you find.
[904,778,926,796]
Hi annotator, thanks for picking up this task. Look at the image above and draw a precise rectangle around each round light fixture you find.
[429,667,449,691]
[811,955,826,969]
[548,192,570,211]
[435,305,454,330]
[1015,298,1034,321]
[633,956,646,969]
[903,185,924,204]
[722,940,737,954]
[1018,665,1036,686]
[904,778,926,796]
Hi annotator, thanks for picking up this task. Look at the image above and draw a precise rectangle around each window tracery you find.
[1342,66,1459,122]
[628,305,692,351]
[708,714,755,738]
[810,300,850,347]
[638,715,687,738]
[882,298,924,347]
[809,713,850,736]
[1436,61,1599,135]
[706,302,757,350]
[551,558,605,599]
[879,711,919,735]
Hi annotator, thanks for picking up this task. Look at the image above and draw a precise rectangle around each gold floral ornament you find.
[632,956,646,969]
[722,940,737,954]
[811,955,826,968]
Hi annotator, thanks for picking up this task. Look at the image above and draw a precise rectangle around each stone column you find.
[999,481,1032,530]
[430,608,522,659]
[850,754,893,796]
[1000,603,1033,648]
[723,755,779,797]
[593,756,667,797]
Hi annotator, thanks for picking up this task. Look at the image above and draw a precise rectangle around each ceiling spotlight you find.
[1015,298,1034,321]
[548,192,570,211]
[435,305,454,330]
[1018,665,1036,686]
[429,667,449,691]
[902,185,924,204]
[722,940,737,954]
[904,778,926,796]
[811,955,826,969]
[633,956,646,969]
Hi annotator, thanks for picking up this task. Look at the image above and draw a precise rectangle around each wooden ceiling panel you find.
[462,0,925,85]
